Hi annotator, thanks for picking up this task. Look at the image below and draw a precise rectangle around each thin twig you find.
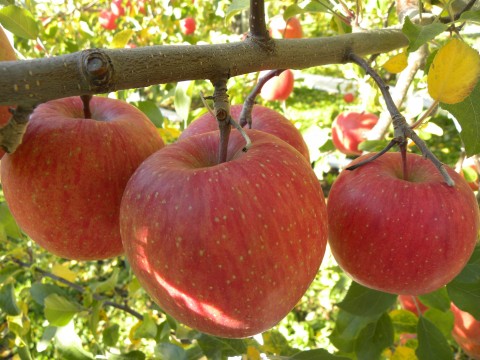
[239,69,286,128]
[11,257,144,321]
[211,78,231,164]
[249,0,269,39]
[229,115,252,152]
[348,53,454,186]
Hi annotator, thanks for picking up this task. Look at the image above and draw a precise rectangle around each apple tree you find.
[1,0,480,359]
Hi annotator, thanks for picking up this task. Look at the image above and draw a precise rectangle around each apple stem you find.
[411,296,424,316]
[347,53,455,186]
[0,105,34,154]
[400,141,408,181]
[211,78,232,164]
[80,94,93,119]
[10,256,144,320]
[239,69,287,128]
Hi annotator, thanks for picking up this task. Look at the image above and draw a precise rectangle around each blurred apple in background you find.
[260,69,295,101]
[269,16,303,39]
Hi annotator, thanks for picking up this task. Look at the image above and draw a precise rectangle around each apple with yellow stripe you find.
[120,129,328,337]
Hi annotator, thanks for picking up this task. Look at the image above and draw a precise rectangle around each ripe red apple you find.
[178,104,310,162]
[451,303,480,359]
[1,96,164,260]
[180,17,196,35]
[99,9,118,30]
[260,69,295,101]
[398,295,428,315]
[269,16,303,39]
[327,152,479,295]
[331,111,378,156]
[0,25,17,160]
[343,92,355,103]
[119,129,328,338]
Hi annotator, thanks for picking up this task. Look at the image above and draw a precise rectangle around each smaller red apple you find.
[331,111,379,156]
[343,92,355,103]
[269,16,303,39]
[180,17,196,35]
[451,303,480,359]
[260,69,295,101]
[99,10,118,30]
[398,295,428,316]
[111,0,126,17]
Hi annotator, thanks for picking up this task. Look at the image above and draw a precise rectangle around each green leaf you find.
[36,326,57,353]
[55,322,94,360]
[329,309,375,353]
[91,268,119,294]
[225,0,249,25]
[447,245,480,319]
[0,202,21,239]
[44,294,83,327]
[30,283,67,306]
[174,81,194,125]
[0,282,21,316]
[197,333,248,358]
[111,29,134,49]
[422,308,454,338]
[133,313,157,340]
[0,5,39,39]
[103,323,120,347]
[418,287,450,312]
[0,264,23,284]
[136,101,164,128]
[107,350,146,360]
[402,17,448,52]
[358,139,391,152]
[155,343,187,360]
[303,0,333,13]
[415,317,453,360]
[460,10,480,23]
[355,313,394,360]
[389,309,418,334]
[284,4,305,19]
[291,348,351,359]
[17,344,33,360]
[337,281,398,318]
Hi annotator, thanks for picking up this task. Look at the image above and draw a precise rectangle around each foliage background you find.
[0,0,479,359]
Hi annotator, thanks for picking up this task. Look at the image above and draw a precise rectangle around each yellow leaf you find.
[427,38,480,104]
[51,264,76,286]
[383,52,408,73]
[391,346,418,360]
[247,346,261,360]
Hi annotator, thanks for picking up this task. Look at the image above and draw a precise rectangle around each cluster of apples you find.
[1,96,328,338]
[99,0,146,31]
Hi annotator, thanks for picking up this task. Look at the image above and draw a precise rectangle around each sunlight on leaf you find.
[0,5,38,39]
[428,38,480,104]
[52,264,76,286]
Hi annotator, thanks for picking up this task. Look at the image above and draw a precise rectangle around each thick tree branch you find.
[0,29,408,106]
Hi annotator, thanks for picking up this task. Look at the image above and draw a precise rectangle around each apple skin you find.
[269,16,303,39]
[179,104,310,162]
[0,25,17,160]
[119,129,328,338]
[1,96,164,260]
[343,93,355,103]
[331,112,379,156]
[99,10,118,30]
[260,69,295,102]
[180,17,196,35]
[327,152,479,295]
[451,303,480,359]
[398,295,428,315]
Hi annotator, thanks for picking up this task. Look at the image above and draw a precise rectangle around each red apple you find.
[99,10,118,30]
[0,25,16,161]
[327,152,479,295]
[119,130,328,338]
[1,96,164,260]
[331,111,379,156]
[180,17,196,35]
[260,69,295,101]
[269,16,303,39]
[178,104,310,162]
[451,303,480,359]
[398,295,428,315]
[343,93,355,103]
[110,0,126,16]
